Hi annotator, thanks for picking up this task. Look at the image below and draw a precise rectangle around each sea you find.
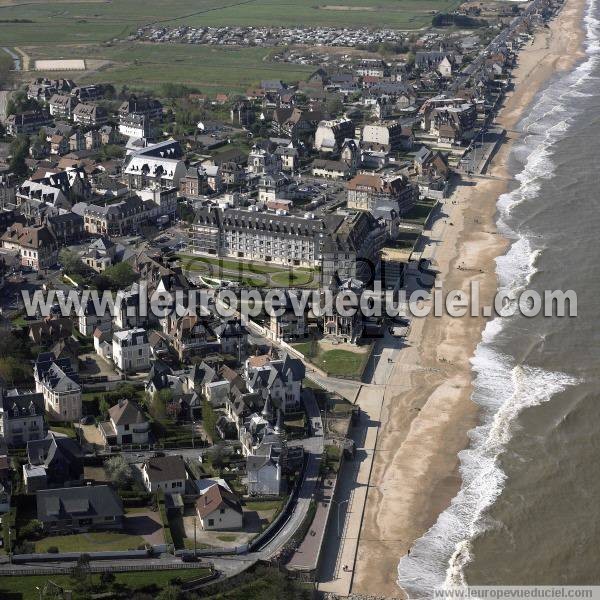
[397,0,600,594]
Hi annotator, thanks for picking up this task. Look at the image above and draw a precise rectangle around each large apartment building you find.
[314,118,355,153]
[190,206,386,282]
[361,121,411,153]
[346,173,418,215]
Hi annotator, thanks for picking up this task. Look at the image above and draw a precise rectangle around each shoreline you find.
[353,0,588,596]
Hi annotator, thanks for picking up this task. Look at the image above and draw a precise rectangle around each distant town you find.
[0,0,561,598]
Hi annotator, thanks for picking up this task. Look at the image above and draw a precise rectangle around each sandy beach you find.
[353,0,587,596]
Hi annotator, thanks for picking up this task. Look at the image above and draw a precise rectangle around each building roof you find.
[196,483,242,518]
[109,399,147,426]
[36,485,123,522]
[143,455,187,482]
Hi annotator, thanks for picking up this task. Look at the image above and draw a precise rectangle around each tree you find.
[202,398,217,442]
[71,553,93,594]
[9,134,29,177]
[5,90,40,116]
[20,519,43,539]
[177,202,195,224]
[105,455,133,489]
[0,356,34,385]
[150,388,172,419]
[99,571,116,588]
[59,248,88,277]
[325,96,344,118]
[99,397,110,418]
[94,262,138,291]
[157,585,181,600]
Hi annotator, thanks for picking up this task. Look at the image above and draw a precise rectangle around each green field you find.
[0,567,211,600]
[0,0,461,46]
[2,0,460,93]
[34,531,145,553]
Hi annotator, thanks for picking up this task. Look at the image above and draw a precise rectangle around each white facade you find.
[112,328,150,372]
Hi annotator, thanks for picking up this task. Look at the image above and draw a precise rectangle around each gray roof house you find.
[36,485,124,533]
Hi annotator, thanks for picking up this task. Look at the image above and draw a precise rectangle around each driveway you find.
[124,510,165,546]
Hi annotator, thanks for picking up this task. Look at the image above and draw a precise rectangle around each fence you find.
[2,560,214,577]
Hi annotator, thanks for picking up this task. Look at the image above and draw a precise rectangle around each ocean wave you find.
[397,339,579,597]
[396,0,598,595]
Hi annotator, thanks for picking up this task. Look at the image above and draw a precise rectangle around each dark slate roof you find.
[36,485,123,522]
[1,389,44,420]
[143,455,186,482]
[27,435,83,467]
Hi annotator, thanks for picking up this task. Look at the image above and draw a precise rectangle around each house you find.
[268,289,311,342]
[311,158,352,180]
[0,387,46,446]
[414,147,450,179]
[69,130,85,152]
[214,319,248,359]
[80,236,120,274]
[93,328,112,362]
[85,129,101,150]
[195,483,243,530]
[112,328,150,373]
[48,337,81,375]
[168,314,215,361]
[119,95,163,121]
[323,274,364,343]
[82,196,147,237]
[361,121,409,153]
[36,485,124,534]
[99,399,150,447]
[24,434,84,492]
[6,111,53,136]
[346,173,417,215]
[34,352,81,422]
[245,351,305,414]
[46,211,84,245]
[50,134,68,156]
[113,283,146,330]
[274,146,299,172]
[73,103,108,127]
[142,455,187,493]
[119,113,151,139]
[148,330,172,360]
[48,94,79,120]
[28,316,73,346]
[124,139,187,190]
[314,118,354,153]
[1,222,58,270]
[247,449,284,496]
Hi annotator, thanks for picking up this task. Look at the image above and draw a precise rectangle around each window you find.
[208,518,214,526]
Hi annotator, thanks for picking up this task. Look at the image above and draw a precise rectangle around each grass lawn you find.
[178,253,292,275]
[270,270,317,287]
[0,568,211,600]
[402,201,437,224]
[48,424,77,439]
[152,418,196,447]
[34,531,145,553]
[292,342,371,379]
[245,499,283,512]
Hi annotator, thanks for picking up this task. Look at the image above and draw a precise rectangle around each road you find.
[252,388,324,559]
